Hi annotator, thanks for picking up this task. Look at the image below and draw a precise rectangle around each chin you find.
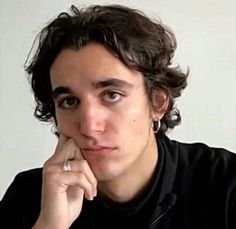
[90,160,126,182]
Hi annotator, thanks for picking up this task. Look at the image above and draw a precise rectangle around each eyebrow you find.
[52,87,72,100]
[93,78,133,89]
[52,78,133,99]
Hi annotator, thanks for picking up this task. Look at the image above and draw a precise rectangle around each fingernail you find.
[87,195,93,201]
[93,190,97,198]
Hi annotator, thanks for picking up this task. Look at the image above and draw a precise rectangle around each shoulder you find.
[6,168,43,197]
[13,167,43,184]
[161,134,236,167]
[158,136,236,227]
[171,138,236,194]
[0,168,43,227]
[176,140,236,172]
[1,167,42,204]
[160,135,236,185]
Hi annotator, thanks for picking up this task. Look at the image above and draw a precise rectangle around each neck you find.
[98,134,158,203]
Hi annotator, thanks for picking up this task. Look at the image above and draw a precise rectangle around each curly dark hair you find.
[25,4,188,135]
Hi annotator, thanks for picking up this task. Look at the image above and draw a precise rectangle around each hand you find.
[33,134,97,229]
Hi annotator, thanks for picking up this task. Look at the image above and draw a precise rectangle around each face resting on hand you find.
[50,42,163,182]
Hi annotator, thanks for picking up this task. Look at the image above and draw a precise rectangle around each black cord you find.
[149,193,177,227]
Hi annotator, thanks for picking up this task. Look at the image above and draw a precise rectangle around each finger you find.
[55,133,69,152]
[51,138,82,163]
[59,171,95,201]
[69,160,97,196]
[74,147,84,160]
[44,160,97,197]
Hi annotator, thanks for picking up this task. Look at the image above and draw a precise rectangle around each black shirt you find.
[1,135,236,229]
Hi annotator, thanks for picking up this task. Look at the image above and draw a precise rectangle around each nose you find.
[78,101,106,137]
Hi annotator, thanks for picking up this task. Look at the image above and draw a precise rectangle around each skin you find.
[33,42,168,229]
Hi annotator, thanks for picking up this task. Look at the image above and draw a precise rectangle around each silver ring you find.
[62,160,71,172]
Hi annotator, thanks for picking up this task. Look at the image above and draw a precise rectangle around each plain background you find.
[0,0,235,199]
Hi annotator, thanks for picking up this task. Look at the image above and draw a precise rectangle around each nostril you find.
[79,119,105,136]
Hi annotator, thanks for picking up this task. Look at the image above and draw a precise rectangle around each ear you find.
[151,90,169,120]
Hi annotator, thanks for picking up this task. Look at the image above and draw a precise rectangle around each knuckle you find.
[43,159,51,168]
[79,159,88,169]
[77,172,91,189]
[43,161,57,173]
[42,163,61,178]
[42,161,51,173]
[77,172,86,181]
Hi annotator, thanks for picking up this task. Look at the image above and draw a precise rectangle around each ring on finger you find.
[62,160,71,172]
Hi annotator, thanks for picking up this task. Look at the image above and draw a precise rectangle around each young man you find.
[0,4,235,229]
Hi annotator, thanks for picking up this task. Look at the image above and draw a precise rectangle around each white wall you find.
[1,0,235,199]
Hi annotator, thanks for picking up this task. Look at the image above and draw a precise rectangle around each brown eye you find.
[103,91,122,103]
[57,97,78,109]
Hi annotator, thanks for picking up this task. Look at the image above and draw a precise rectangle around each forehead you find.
[50,42,144,89]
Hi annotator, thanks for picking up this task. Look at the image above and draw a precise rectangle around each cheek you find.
[131,116,151,136]
[120,105,151,139]
[56,113,76,137]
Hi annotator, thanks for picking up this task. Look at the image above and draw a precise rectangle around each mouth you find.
[81,146,117,158]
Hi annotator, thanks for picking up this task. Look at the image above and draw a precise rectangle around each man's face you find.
[50,43,157,182]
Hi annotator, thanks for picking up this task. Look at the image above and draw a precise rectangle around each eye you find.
[103,91,122,103]
[57,96,79,109]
